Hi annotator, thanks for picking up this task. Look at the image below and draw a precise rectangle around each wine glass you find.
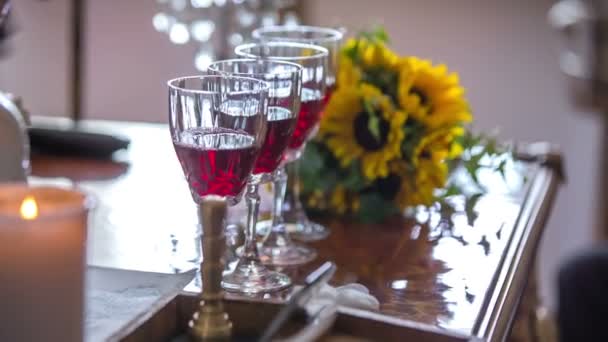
[252,25,344,241]
[168,75,268,330]
[208,59,302,293]
[235,41,328,266]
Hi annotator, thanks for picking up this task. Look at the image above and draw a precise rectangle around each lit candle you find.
[0,183,92,342]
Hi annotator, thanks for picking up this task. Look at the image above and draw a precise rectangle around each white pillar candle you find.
[0,183,91,342]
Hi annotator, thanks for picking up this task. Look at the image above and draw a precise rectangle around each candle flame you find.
[20,196,38,220]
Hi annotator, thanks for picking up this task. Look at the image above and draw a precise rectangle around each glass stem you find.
[242,182,260,262]
[272,166,287,228]
[191,199,232,339]
[286,161,306,215]
[197,199,227,298]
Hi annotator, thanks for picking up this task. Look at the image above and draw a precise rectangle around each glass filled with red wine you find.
[168,75,269,300]
[251,25,344,242]
[169,75,268,204]
[208,59,302,293]
[235,41,328,266]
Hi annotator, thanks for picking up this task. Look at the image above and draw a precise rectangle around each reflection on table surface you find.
[30,118,536,335]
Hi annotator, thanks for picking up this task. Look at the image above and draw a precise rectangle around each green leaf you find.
[299,142,339,193]
[359,26,390,44]
[361,67,400,104]
[343,40,360,61]
[464,193,483,226]
[362,98,383,143]
[401,120,426,159]
[372,26,390,43]
[464,151,484,186]
[342,162,366,191]
[367,115,381,142]
[460,131,482,150]
[363,97,375,114]
[300,143,324,175]
[356,193,399,223]
[497,159,507,181]
[301,169,338,193]
[443,184,462,198]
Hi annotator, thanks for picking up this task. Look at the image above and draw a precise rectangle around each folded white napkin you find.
[297,283,380,314]
[280,283,379,342]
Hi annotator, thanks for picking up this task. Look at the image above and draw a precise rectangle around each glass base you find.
[289,221,330,242]
[256,220,329,242]
[281,160,331,241]
[222,260,291,294]
[259,243,317,266]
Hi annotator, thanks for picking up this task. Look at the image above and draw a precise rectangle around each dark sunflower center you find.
[374,174,402,201]
[420,150,431,160]
[353,112,390,151]
[411,87,429,106]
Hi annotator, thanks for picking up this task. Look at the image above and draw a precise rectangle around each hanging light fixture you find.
[153,0,300,71]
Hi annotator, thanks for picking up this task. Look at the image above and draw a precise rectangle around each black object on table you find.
[28,126,130,159]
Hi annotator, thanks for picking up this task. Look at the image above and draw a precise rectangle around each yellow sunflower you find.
[307,189,328,210]
[398,57,472,129]
[330,185,347,214]
[412,126,465,166]
[337,54,362,86]
[340,37,401,74]
[392,159,448,208]
[359,39,400,70]
[390,126,460,207]
[321,83,407,180]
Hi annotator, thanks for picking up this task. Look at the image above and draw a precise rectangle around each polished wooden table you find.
[30,118,561,342]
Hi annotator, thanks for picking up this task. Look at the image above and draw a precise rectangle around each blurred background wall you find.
[0,0,604,310]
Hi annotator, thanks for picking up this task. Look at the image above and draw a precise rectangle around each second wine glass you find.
[208,58,302,293]
[168,74,269,337]
[235,41,328,266]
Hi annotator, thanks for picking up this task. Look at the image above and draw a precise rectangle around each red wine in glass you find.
[173,128,259,198]
[323,82,336,107]
[253,107,296,174]
[288,88,323,150]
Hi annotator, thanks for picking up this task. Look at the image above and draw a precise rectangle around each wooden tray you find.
[116,293,477,342]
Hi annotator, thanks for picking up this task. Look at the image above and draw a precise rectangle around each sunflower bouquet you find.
[299,28,506,223]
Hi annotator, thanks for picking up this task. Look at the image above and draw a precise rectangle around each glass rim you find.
[167,74,270,95]
[234,42,329,62]
[207,58,302,79]
[252,25,344,44]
